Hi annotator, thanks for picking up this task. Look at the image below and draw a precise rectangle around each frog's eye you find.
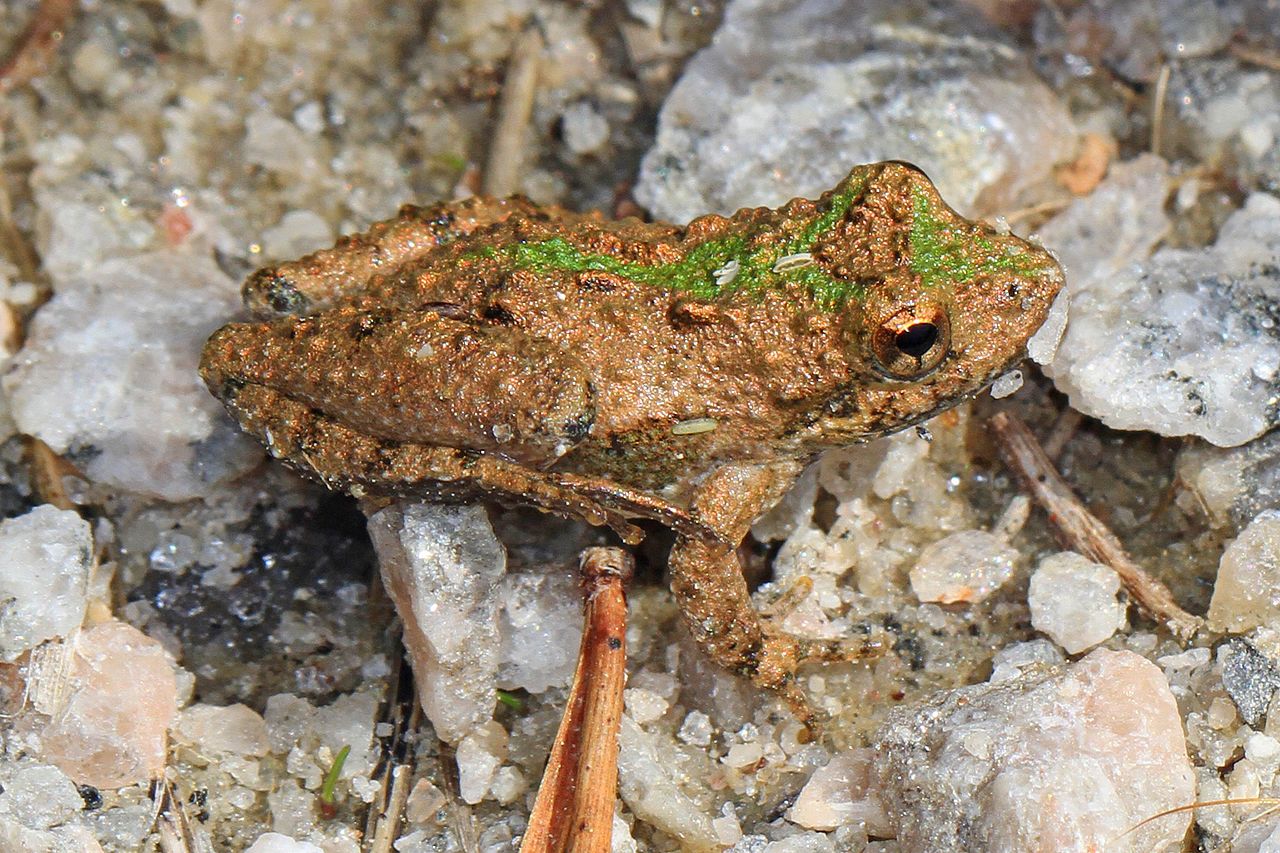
[870,305,951,379]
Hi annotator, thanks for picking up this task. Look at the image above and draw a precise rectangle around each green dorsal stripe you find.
[470,173,871,309]
[908,185,1047,288]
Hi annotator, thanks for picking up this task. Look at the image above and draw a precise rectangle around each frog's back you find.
[219,162,1063,496]
[366,208,853,491]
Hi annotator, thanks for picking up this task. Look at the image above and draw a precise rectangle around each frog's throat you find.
[469,171,1048,311]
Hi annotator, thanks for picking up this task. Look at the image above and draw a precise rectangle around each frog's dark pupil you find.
[896,323,939,357]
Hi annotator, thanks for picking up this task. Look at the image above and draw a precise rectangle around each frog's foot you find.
[242,195,547,317]
[757,576,885,664]
[747,630,884,720]
[554,475,724,547]
[671,461,891,724]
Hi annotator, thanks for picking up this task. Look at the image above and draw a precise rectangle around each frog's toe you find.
[746,628,888,725]
[796,633,886,665]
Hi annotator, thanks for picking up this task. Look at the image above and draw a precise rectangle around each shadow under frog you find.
[200,161,1063,720]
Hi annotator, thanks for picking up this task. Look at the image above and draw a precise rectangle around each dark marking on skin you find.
[482,302,517,325]
[577,272,619,292]
[562,410,595,442]
[669,299,721,328]
[348,311,388,341]
[421,301,470,321]
[607,636,621,650]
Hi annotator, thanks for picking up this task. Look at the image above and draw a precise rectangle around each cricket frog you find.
[201,162,1063,716]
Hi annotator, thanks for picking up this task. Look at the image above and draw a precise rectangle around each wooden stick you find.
[521,547,632,853]
[990,411,1201,641]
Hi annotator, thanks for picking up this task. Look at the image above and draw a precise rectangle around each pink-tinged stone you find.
[174,703,270,757]
[909,530,1017,604]
[39,620,178,788]
[789,749,890,834]
[835,649,1194,852]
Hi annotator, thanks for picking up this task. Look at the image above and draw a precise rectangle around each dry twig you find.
[26,436,76,510]
[520,547,632,853]
[0,0,75,94]
[990,411,1201,641]
[1040,407,1083,462]
[1229,41,1280,72]
[483,27,543,197]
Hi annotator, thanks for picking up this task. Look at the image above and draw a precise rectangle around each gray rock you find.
[636,0,1076,223]
[367,503,505,744]
[1218,637,1280,727]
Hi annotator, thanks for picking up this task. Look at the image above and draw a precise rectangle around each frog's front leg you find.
[670,461,878,720]
[243,195,546,318]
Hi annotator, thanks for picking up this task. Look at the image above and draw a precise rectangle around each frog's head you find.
[810,161,1064,441]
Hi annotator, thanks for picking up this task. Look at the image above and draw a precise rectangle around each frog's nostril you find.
[218,376,247,401]
[247,269,309,315]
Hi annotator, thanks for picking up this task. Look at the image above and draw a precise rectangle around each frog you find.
[200,161,1063,719]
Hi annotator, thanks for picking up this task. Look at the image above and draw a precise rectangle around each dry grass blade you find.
[364,577,421,852]
[155,779,214,853]
[1150,63,1171,157]
[437,745,480,853]
[483,26,543,197]
[521,546,633,853]
[1119,797,1280,841]
[368,764,414,853]
[990,411,1201,641]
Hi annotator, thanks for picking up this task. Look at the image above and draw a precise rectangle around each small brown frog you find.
[201,162,1062,716]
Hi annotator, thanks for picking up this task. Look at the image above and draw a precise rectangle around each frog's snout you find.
[199,322,265,403]
[243,267,310,317]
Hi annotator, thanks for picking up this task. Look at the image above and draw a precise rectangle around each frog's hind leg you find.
[668,461,882,723]
[210,380,713,546]
[243,195,548,318]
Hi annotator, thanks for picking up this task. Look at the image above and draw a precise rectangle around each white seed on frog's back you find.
[772,253,814,273]
[672,417,718,435]
[493,423,515,443]
[713,259,740,287]
[415,342,435,359]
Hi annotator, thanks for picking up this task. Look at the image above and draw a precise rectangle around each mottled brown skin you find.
[201,162,1063,719]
